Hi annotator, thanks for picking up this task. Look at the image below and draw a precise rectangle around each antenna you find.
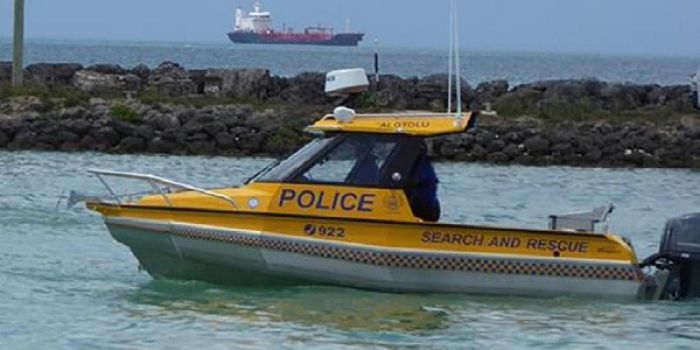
[374,38,380,84]
[447,0,453,114]
[447,0,462,118]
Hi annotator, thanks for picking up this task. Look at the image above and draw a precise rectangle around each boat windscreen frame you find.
[253,132,424,190]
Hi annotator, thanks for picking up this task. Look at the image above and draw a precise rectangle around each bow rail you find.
[66,169,239,209]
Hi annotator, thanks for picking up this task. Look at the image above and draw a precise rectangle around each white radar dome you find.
[325,68,369,97]
[332,106,356,122]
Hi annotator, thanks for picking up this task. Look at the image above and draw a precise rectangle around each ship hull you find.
[105,216,643,298]
[227,32,364,46]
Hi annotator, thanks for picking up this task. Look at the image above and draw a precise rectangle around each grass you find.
[3,81,698,125]
[137,89,284,110]
[494,94,699,124]
[0,82,91,109]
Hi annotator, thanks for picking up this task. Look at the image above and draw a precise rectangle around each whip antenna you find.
[447,0,454,114]
[454,0,462,118]
[447,0,462,119]
[447,0,462,118]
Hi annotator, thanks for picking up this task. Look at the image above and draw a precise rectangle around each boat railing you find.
[67,169,239,209]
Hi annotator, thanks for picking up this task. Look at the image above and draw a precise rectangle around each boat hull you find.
[227,32,364,46]
[105,216,643,298]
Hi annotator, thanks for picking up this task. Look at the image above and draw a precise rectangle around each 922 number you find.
[303,224,346,238]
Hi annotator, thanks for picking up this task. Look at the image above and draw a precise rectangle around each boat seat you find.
[549,203,614,233]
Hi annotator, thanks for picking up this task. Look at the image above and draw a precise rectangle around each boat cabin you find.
[89,111,477,225]
[245,112,478,222]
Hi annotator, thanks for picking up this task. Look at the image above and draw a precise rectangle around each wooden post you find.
[12,0,26,87]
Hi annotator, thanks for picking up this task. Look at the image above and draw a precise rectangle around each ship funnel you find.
[325,68,369,97]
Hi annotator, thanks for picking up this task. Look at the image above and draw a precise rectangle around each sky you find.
[1,0,699,56]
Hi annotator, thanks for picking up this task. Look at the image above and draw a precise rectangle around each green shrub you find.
[110,104,139,123]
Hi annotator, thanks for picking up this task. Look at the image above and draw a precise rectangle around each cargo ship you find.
[227,2,364,46]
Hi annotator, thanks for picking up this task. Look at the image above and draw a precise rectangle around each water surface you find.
[1,151,700,349]
[2,39,699,85]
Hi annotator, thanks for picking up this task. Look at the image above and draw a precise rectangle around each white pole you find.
[12,0,25,87]
[447,0,454,114]
[453,0,462,118]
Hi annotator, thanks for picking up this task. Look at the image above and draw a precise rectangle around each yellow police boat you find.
[72,108,700,300]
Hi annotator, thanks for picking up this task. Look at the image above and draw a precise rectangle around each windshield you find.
[294,135,398,186]
[251,136,336,183]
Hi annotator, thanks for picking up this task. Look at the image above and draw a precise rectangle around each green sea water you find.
[2,150,700,349]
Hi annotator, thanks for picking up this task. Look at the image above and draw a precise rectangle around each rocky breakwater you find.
[1,61,700,168]
[435,116,700,168]
[0,100,318,156]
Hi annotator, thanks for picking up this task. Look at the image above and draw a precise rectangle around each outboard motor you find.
[642,213,700,300]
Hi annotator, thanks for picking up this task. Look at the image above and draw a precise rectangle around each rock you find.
[147,62,195,96]
[524,135,550,155]
[184,114,216,133]
[494,85,544,116]
[474,130,493,147]
[188,69,207,94]
[475,80,509,105]
[147,137,177,154]
[7,130,38,150]
[186,132,210,142]
[551,142,573,156]
[72,70,141,93]
[56,131,80,144]
[235,132,263,152]
[146,113,180,130]
[538,80,594,102]
[60,140,81,151]
[0,130,9,147]
[61,117,93,138]
[487,152,508,163]
[215,132,235,149]
[86,64,127,75]
[503,131,525,144]
[90,126,121,149]
[77,135,97,150]
[514,154,535,165]
[370,75,419,109]
[690,140,700,156]
[417,74,474,109]
[279,72,328,105]
[0,118,23,138]
[187,141,217,155]
[601,83,649,110]
[0,62,11,83]
[488,139,506,153]
[161,128,182,142]
[469,144,488,159]
[118,136,146,152]
[203,121,226,137]
[130,64,150,80]
[503,144,522,159]
[205,69,271,100]
[24,63,83,87]
[438,134,468,159]
[134,125,155,141]
[584,148,603,162]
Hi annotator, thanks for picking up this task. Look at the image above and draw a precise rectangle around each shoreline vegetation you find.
[1,61,700,168]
